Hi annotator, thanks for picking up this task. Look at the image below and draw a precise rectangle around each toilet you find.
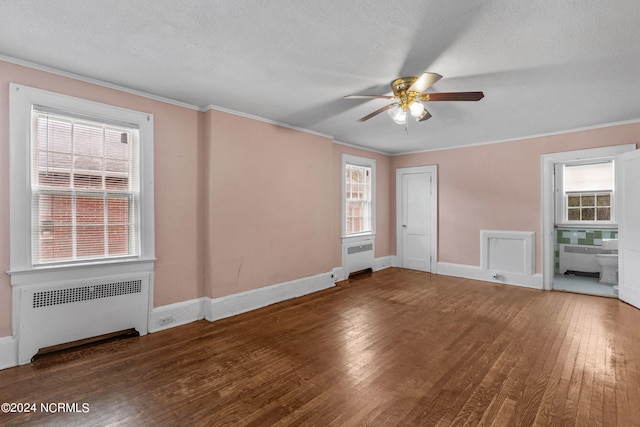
[595,239,618,284]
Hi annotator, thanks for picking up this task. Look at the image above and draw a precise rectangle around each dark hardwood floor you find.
[1,268,639,426]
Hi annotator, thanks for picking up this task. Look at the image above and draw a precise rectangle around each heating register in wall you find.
[15,274,150,365]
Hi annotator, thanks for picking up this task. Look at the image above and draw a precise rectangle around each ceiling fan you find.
[344,72,484,124]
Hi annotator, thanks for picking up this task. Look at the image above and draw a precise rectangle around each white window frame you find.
[555,158,616,227]
[341,153,376,243]
[9,83,155,284]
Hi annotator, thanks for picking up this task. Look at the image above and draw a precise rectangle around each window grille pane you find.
[581,194,595,207]
[39,172,70,187]
[581,208,595,221]
[596,194,610,206]
[568,208,580,221]
[597,207,611,221]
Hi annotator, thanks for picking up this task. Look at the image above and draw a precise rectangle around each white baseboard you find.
[334,256,394,283]
[0,336,17,371]
[373,256,394,272]
[620,285,640,310]
[148,297,207,333]
[437,262,543,290]
[205,272,335,322]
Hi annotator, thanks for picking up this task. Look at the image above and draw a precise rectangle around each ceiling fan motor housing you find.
[391,77,420,110]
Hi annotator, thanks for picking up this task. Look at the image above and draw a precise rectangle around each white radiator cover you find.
[343,239,375,277]
[558,244,602,275]
[16,273,150,365]
[481,230,535,275]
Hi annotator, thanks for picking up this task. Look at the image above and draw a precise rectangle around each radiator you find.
[343,240,374,277]
[480,230,535,275]
[558,244,603,275]
[17,274,150,365]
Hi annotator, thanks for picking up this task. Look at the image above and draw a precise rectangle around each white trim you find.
[205,272,335,322]
[8,259,155,286]
[619,284,640,310]
[148,297,207,333]
[1,55,199,111]
[202,104,332,140]
[393,119,640,156]
[396,165,438,273]
[0,336,18,371]
[373,256,394,272]
[341,154,376,240]
[333,256,393,283]
[332,139,391,156]
[541,144,635,291]
[437,262,543,289]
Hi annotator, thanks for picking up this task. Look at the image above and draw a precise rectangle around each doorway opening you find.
[541,144,635,297]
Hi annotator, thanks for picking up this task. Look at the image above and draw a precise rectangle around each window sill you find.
[555,224,618,230]
[8,258,156,287]
[341,233,376,245]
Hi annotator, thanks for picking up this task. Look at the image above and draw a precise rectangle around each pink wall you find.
[393,123,640,273]
[204,111,336,297]
[0,61,202,336]
[202,112,394,299]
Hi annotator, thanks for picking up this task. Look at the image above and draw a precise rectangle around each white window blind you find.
[562,161,614,223]
[345,164,372,235]
[31,107,140,264]
[564,161,614,192]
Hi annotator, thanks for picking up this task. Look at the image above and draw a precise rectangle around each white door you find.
[397,167,435,272]
[617,149,640,309]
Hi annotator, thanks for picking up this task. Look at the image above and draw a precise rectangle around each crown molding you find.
[0,55,200,111]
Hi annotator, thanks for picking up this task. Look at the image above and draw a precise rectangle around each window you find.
[557,160,615,224]
[342,154,375,238]
[345,164,372,234]
[9,83,154,274]
[32,108,139,264]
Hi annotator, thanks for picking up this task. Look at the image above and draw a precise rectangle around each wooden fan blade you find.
[417,109,432,122]
[408,72,443,94]
[421,91,484,101]
[357,103,396,122]
[344,95,395,99]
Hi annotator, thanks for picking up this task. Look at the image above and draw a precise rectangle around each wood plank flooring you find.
[1,268,640,426]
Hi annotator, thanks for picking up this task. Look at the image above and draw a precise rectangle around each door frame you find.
[396,165,438,273]
[616,148,640,309]
[540,144,635,291]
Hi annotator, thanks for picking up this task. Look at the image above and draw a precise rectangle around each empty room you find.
[1,1,640,425]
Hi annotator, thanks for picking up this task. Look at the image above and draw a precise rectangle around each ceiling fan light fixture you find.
[414,109,429,121]
[408,100,425,117]
[388,104,407,124]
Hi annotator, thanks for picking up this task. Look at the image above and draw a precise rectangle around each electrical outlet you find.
[159,316,174,326]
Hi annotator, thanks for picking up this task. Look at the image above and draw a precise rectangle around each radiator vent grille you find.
[33,280,142,308]
[347,243,373,255]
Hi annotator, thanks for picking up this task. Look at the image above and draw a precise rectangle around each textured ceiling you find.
[1,1,639,154]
